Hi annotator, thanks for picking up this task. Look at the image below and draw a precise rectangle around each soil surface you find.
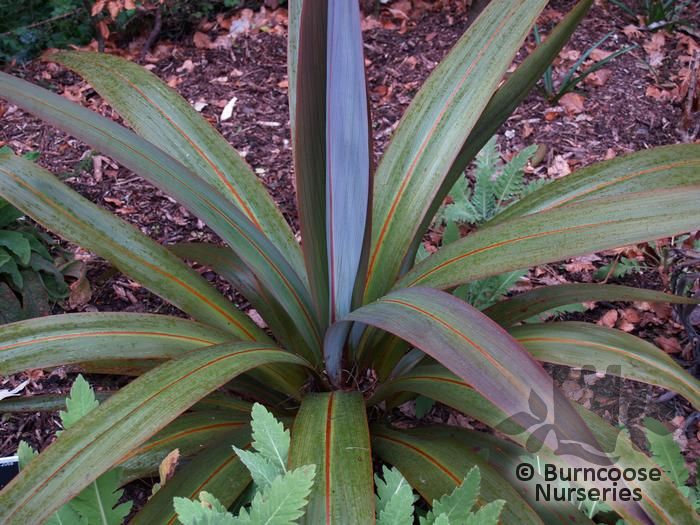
[1,0,699,506]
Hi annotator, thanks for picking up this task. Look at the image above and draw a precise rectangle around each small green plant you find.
[429,137,538,310]
[644,418,699,510]
[0,190,70,323]
[614,418,699,524]
[533,27,637,103]
[17,375,132,525]
[376,465,504,525]
[174,403,315,525]
[610,0,694,29]
[594,256,644,281]
[0,0,94,64]
[437,137,540,228]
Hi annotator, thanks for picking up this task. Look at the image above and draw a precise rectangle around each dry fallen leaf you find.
[158,449,180,485]
[643,32,666,67]
[622,25,642,38]
[176,59,195,74]
[654,335,681,354]
[221,97,238,122]
[585,69,612,87]
[193,31,213,49]
[598,309,619,328]
[590,48,613,61]
[559,92,585,115]
[0,379,29,402]
[548,154,571,178]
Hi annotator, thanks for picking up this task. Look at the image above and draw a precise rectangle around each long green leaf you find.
[484,283,700,326]
[399,187,700,291]
[0,342,308,525]
[0,313,229,375]
[287,0,302,141]
[0,73,321,360]
[403,0,593,268]
[0,151,263,339]
[288,392,375,524]
[363,0,548,304]
[511,322,700,409]
[326,0,372,324]
[294,0,329,328]
[48,50,306,282]
[491,143,700,225]
[345,287,604,460]
[371,424,545,524]
[170,243,316,361]
[130,440,252,525]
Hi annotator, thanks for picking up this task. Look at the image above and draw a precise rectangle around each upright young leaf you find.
[287,0,302,144]
[60,376,132,525]
[294,0,329,327]
[471,138,498,223]
[325,0,372,323]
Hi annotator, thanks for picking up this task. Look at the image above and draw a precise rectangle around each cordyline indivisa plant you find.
[0,1,699,523]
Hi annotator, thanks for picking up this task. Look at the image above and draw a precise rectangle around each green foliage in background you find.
[0,150,69,323]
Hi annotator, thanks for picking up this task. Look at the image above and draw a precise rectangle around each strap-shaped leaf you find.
[399,187,700,291]
[170,243,317,361]
[326,0,372,324]
[287,0,302,143]
[345,287,604,458]
[484,283,700,326]
[371,424,545,525]
[130,440,252,525]
[404,0,593,268]
[492,143,700,225]
[0,73,321,359]
[363,0,548,304]
[0,342,308,525]
[48,51,305,282]
[288,392,374,524]
[294,0,329,328]
[0,151,261,339]
[119,411,250,483]
[0,313,230,375]
[511,322,700,409]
